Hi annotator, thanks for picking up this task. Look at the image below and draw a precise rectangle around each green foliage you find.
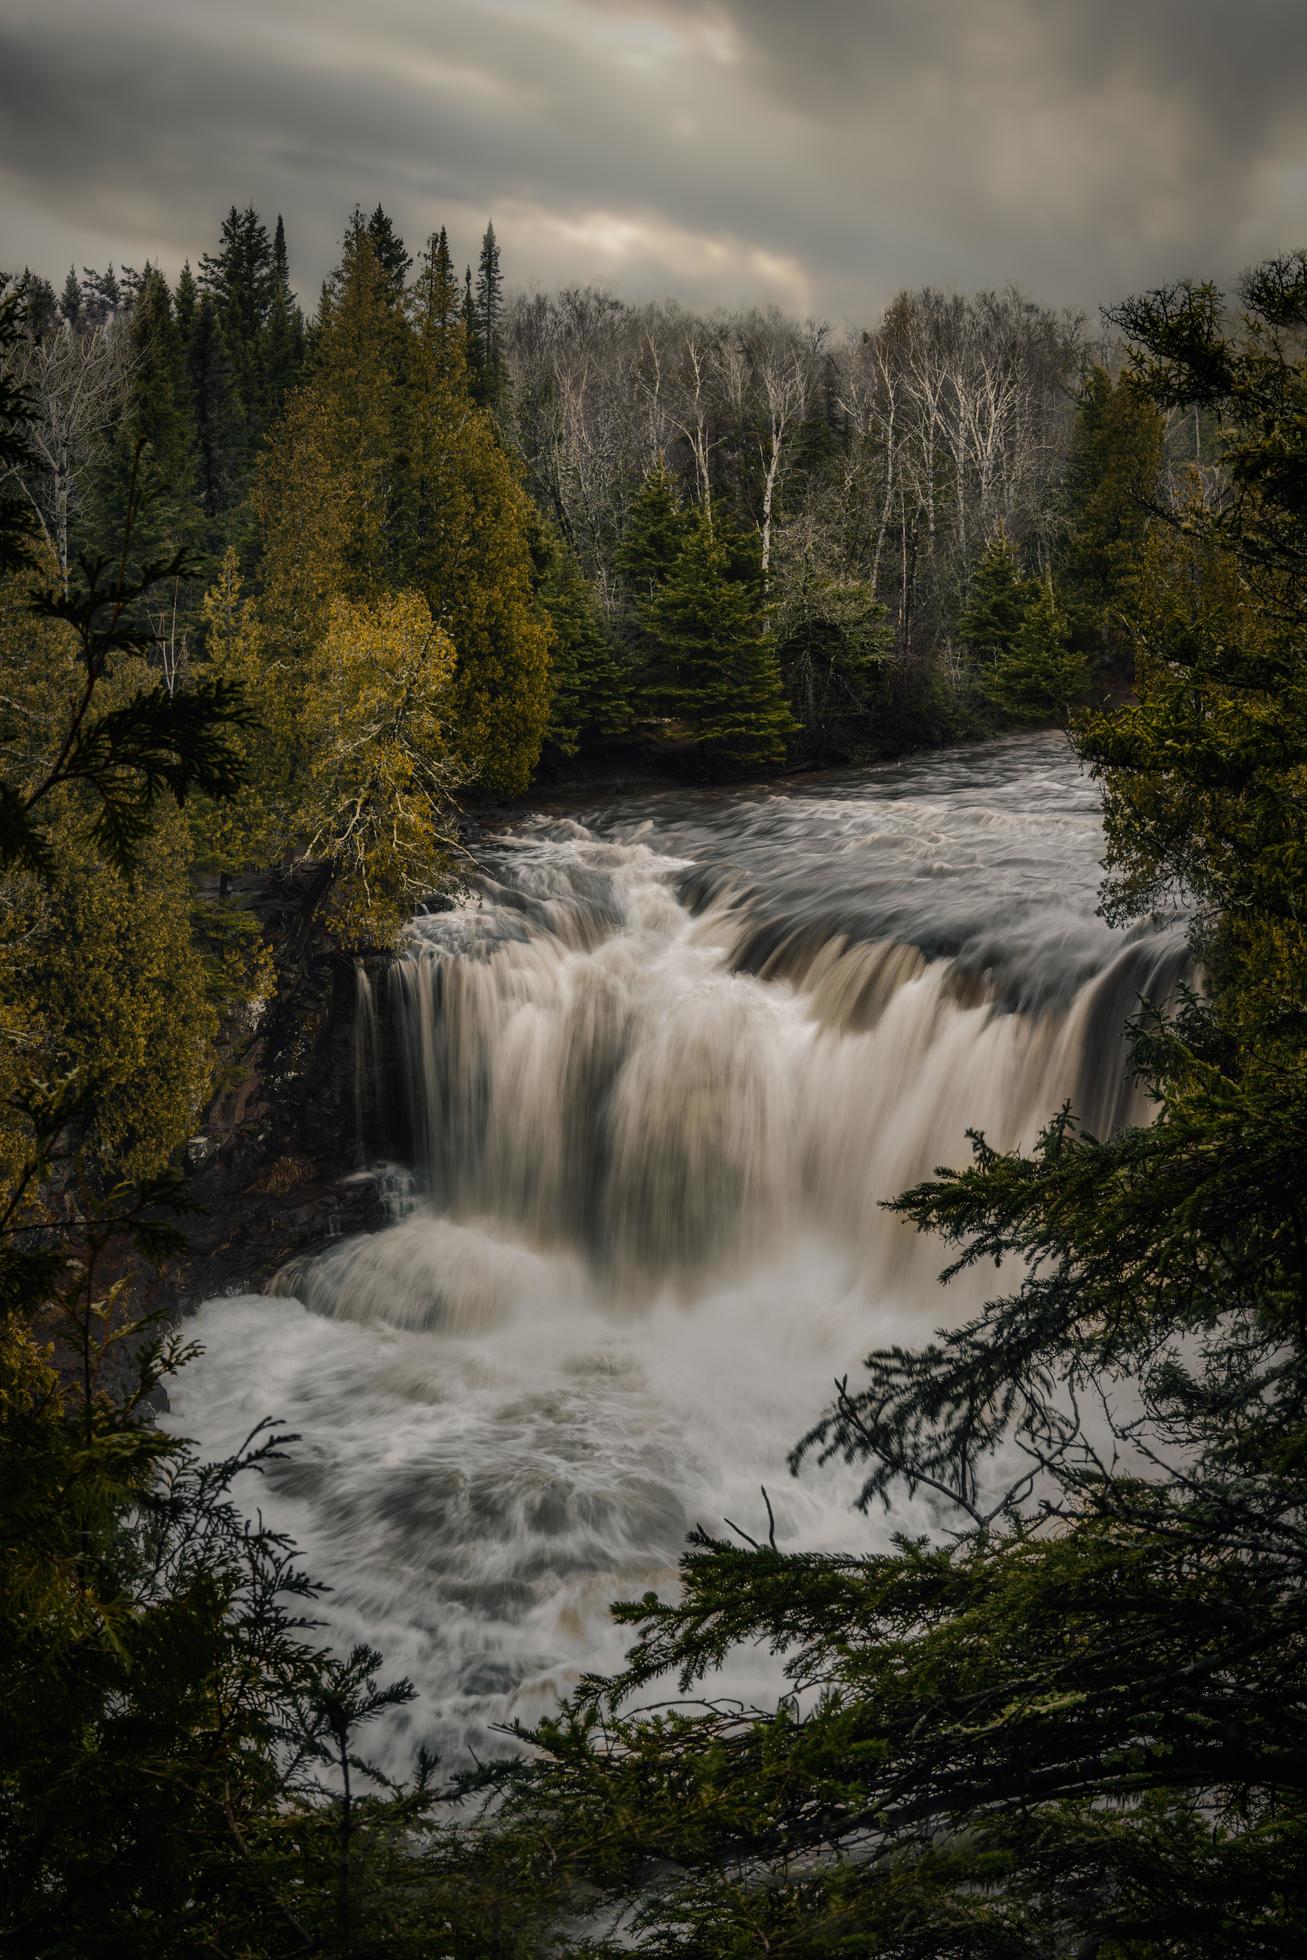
[644,508,794,772]
[771,515,891,758]
[986,569,1089,723]
[199,203,277,452]
[617,462,693,632]
[91,264,196,570]
[186,292,242,543]
[1057,364,1165,683]
[958,527,1032,673]
[473,220,506,410]
[0,295,34,577]
[400,289,551,796]
[537,521,631,757]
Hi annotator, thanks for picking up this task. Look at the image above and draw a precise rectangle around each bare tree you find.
[1,313,132,581]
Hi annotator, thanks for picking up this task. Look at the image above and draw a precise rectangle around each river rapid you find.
[167,731,1185,1771]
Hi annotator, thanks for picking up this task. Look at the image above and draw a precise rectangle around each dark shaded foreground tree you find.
[441,254,1307,1955]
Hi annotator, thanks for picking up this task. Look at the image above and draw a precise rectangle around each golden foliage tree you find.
[299,589,458,945]
[192,549,293,874]
[0,557,217,1188]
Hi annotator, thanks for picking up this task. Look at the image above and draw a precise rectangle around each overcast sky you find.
[2,0,1305,325]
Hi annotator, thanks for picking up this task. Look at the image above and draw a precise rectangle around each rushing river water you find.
[168,732,1186,1770]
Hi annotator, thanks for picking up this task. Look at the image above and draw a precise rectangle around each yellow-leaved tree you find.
[193,549,294,877]
[0,556,217,1187]
[300,589,458,945]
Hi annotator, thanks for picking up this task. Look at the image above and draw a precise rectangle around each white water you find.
[167,733,1185,1769]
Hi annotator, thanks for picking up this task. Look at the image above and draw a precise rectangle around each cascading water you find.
[167,731,1187,1770]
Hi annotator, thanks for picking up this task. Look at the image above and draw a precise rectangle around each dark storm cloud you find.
[2,0,1305,322]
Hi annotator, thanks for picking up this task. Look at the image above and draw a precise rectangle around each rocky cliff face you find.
[155,878,396,1318]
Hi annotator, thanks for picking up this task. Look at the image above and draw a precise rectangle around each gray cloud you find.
[2,0,1305,324]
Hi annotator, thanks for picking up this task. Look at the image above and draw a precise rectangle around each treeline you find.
[6,204,1182,849]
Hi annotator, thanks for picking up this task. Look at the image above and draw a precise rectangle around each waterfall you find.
[167,732,1187,1769]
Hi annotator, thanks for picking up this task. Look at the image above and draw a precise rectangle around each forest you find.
[1,198,1306,1957]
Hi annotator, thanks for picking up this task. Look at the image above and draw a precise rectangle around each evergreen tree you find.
[272,212,291,294]
[1057,364,1165,684]
[958,527,1032,672]
[474,220,505,409]
[173,259,197,341]
[536,522,630,758]
[262,213,305,410]
[461,264,483,400]
[259,209,550,798]
[58,265,81,327]
[13,271,57,337]
[199,205,275,454]
[987,569,1088,722]
[617,462,692,628]
[365,202,412,295]
[79,264,121,325]
[412,226,461,344]
[186,294,242,545]
[257,212,405,654]
[645,508,794,771]
[400,256,551,794]
[92,264,196,570]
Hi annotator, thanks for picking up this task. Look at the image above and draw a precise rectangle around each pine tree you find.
[257,212,405,654]
[399,264,551,794]
[617,462,692,628]
[1057,365,1165,684]
[262,214,305,410]
[461,264,483,400]
[272,212,291,294]
[536,523,630,758]
[13,271,57,337]
[645,508,794,771]
[959,528,1032,671]
[365,204,412,295]
[79,264,121,326]
[412,227,461,344]
[474,220,505,409]
[92,264,196,570]
[987,569,1088,722]
[173,260,198,341]
[186,295,242,544]
[200,206,275,455]
[58,265,81,327]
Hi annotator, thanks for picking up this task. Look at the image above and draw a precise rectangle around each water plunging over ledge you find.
[166,732,1187,1770]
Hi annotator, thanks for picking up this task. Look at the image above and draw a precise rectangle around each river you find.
[166,731,1186,1771]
